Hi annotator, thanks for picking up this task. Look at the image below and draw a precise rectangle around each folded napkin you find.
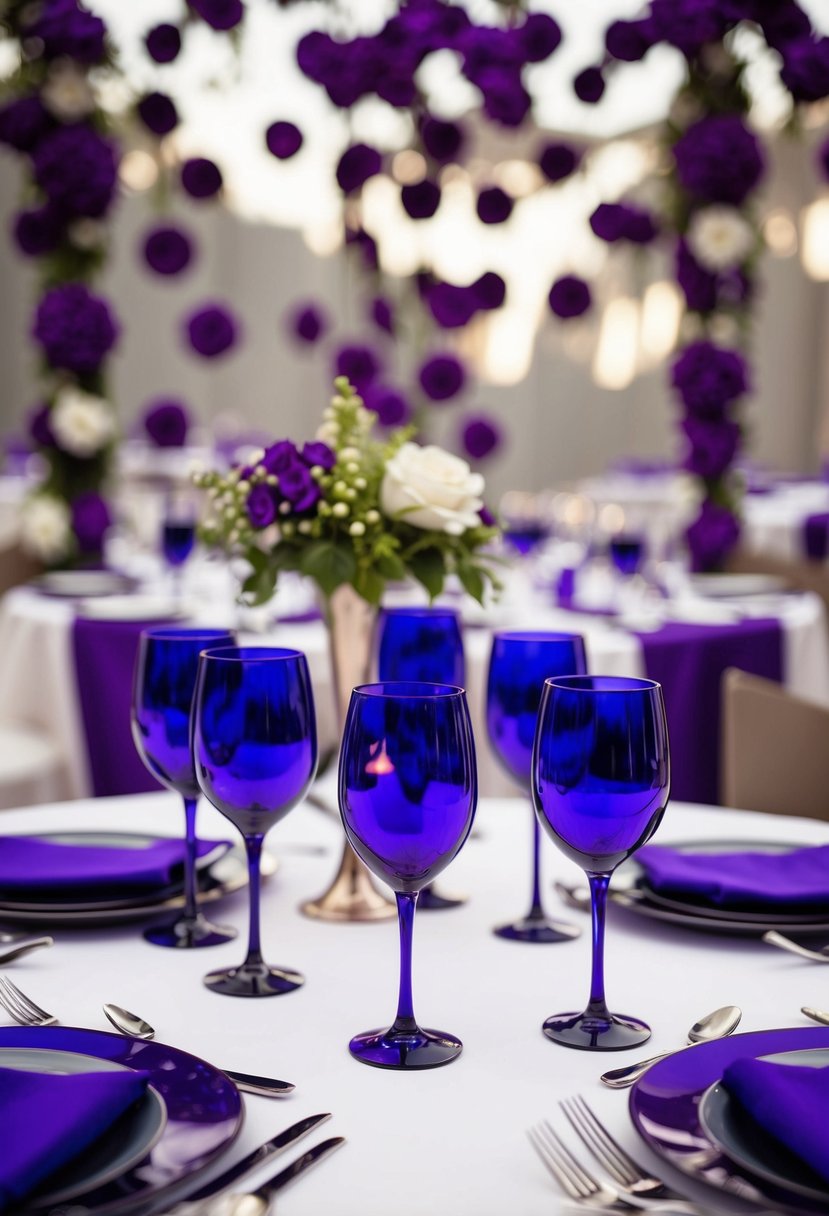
[636,843,829,907]
[0,835,229,899]
[721,1057,829,1185]
[804,513,829,561]
[0,1064,149,1211]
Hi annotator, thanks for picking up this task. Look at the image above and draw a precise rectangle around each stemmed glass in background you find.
[161,488,198,609]
[486,632,586,943]
[192,646,317,996]
[609,535,645,579]
[131,627,238,948]
[376,606,466,911]
[533,675,670,1049]
[340,682,477,1068]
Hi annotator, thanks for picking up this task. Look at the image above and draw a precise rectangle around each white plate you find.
[76,596,184,621]
[33,570,137,598]
[689,573,786,598]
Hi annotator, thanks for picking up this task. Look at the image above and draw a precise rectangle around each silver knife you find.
[214,1138,346,1216]
[222,1069,295,1097]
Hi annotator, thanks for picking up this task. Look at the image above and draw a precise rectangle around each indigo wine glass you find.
[161,489,198,608]
[486,632,587,944]
[376,606,466,911]
[340,682,477,1068]
[532,675,670,1050]
[193,646,317,997]
[131,627,237,948]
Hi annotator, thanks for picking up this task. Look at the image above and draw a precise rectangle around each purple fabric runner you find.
[72,616,175,797]
[803,512,829,561]
[633,617,783,806]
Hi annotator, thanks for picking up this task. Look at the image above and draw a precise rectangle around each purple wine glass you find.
[533,675,670,1050]
[193,646,317,996]
[376,606,466,911]
[131,627,238,948]
[487,632,587,944]
[340,682,477,1068]
[609,535,645,578]
[162,522,196,568]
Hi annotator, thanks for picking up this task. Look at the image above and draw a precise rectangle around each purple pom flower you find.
[72,492,112,553]
[590,202,658,244]
[671,340,749,417]
[336,143,382,193]
[26,0,106,63]
[480,68,531,127]
[760,4,811,52]
[574,67,605,104]
[420,116,465,163]
[181,157,223,199]
[29,403,56,449]
[137,92,179,136]
[401,178,441,220]
[674,115,765,206]
[539,141,580,182]
[0,96,51,152]
[279,459,320,512]
[370,296,394,334]
[686,498,740,573]
[33,125,118,219]
[261,440,298,475]
[477,185,513,225]
[142,225,194,276]
[302,441,336,470]
[649,0,724,58]
[364,385,411,427]
[605,19,653,62]
[143,399,190,447]
[675,239,718,312]
[418,354,466,402]
[289,303,327,344]
[189,0,245,32]
[334,344,381,389]
[461,414,502,460]
[780,36,829,103]
[819,135,829,182]
[145,23,181,63]
[427,282,478,329]
[471,272,506,311]
[517,12,561,62]
[265,121,303,159]
[13,205,63,256]
[548,275,591,319]
[681,416,741,480]
[185,303,239,358]
[33,284,119,373]
[247,483,278,528]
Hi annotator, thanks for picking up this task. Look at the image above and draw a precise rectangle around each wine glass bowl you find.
[533,675,670,1050]
[609,535,645,579]
[339,681,477,1069]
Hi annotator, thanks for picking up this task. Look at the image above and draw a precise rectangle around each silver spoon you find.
[600,1005,742,1088]
[763,931,829,962]
[801,1005,829,1025]
[0,936,53,965]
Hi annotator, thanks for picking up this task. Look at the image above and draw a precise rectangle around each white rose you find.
[380,442,485,536]
[42,61,96,121]
[51,388,115,457]
[687,206,755,271]
[19,495,71,562]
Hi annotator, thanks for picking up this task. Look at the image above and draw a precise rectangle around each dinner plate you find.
[76,596,184,621]
[0,1047,167,1205]
[32,570,138,598]
[629,1026,829,1211]
[699,1048,829,1205]
[689,573,787,598]
[2,1027,243,1216]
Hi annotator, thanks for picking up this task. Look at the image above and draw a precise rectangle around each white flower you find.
[51,388,115,457]
[687,206,755,271]
[380,442,484,536]
[42,60,96,120]
[19,495,71,562]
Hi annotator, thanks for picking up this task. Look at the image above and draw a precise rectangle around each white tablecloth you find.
[1,790,826,1216]
[743,481,829,562]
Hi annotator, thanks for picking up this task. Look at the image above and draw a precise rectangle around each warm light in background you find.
[764,208,798,257]
[801,199,829,280]
[593,297,640,391]
[639,280,682,368]
[119,150,159,192]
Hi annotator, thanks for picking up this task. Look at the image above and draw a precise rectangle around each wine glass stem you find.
[528,810,544,921]
[182,796,200,924]
[587,872,612,1018]
[389,891,419,1035]
[243,834,265,968]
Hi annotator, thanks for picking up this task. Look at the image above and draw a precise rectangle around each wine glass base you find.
[143,914,237,949]
[493,915,581,944]
[418,884,467,911]
[203,962,304,998]
[542,1011,651,1051]
[349,1026,462,1069]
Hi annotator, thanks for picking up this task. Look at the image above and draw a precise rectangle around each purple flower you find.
[181,157,223,199]
[72,492,112,553]
[427,282,478,329]
[420,116,465,163]
[819,135,829,182]
[681,416,741,480]
[143,399,190,447]
[279,460,320,512]
[336,143,382,193]
[517,12,561,62]
[296,31,338,84]
[33,125,118,219]
[477,185,513,225]
[761,4,811,52]
[370,296,394,334]
[671,340,749,417]
[33,284,119,373]
[26,0,106,63]
[302,441,336,470]
[573,67,605,104]
[686,498,740,573]
[13,205,63,256]
[401,178,441,220]
[189,0,245,32]
[364,385,411,427]
[780,36,829,102]
[480,68,531,127]
[137,92,179,136]
[548,275,591,319]
[265,121,303,159]
[145,23,181,63]
[334,344,381,389]
[674,115,765,206]
[29,403,56,449]
[649,0,724,57]
[675,239,718,312]
[461,414,502,460]
[539,141,580,182]
[142,225,194,276]
[246,483,278,528]
[418,354,466,402]
[289,303,327,344]
[471,272,506,311]
[479,504,496,527]
[262,440,299,475]
[184,303,239,358]
[590,202,658,244]
[0,96,51,152]
[605,18,653,62]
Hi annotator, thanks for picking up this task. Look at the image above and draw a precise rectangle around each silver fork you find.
[0,975,57,1026]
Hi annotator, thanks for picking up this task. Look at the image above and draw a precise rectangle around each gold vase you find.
[300,584,396,922]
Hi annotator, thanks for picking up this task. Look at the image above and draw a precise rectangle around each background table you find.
[2,790,827,1216]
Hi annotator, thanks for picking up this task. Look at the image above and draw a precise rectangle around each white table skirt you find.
[1,791,826,1216]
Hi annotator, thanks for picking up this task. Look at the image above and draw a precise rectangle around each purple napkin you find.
[803,513,829,561]
[0,834,228,898]
[0,1065,149,1211]
[636,842,829,907]
[721,1057,829,1185]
